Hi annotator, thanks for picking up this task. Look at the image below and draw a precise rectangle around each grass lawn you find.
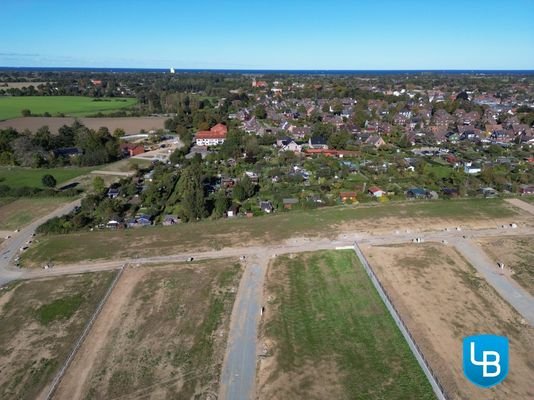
[0,96,137,120]
[0,197,72,230]
[258,250,434,399]
[20,198,520,266]
[0,166,97,188]
[0,271,115,400]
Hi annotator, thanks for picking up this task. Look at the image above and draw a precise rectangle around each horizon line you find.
[1,66,534,72]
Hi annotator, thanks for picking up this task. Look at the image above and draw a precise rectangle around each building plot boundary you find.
[351,243,448,400]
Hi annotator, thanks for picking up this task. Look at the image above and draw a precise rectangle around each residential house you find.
[368,186,385,198]
[406,188,427,199]
[464,162,481,175]
[519,184,534,195]
[107,187,120,199]
[365,135,386,148]
[260,201,274,213]
[339,192,357,203]
[308,136,328,149]
[53,147,81,158]
[195,123,228,146]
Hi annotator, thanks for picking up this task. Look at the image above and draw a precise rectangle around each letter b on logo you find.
[463,335,508,388]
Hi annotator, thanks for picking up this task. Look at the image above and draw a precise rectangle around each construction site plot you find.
[363,242,534,400]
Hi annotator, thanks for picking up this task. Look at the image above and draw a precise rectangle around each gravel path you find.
[219,253,268,400]
[451,238,534,325]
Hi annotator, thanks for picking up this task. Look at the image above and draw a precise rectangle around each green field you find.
[0,96,137,120]
[20,198,520,266]
[258,250,434,399]
[0,166,97,188]
[0,197,72,230]
[0,271,114,400]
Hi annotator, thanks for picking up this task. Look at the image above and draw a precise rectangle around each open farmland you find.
[0,271,115,400]
[0,197,71,230]
[20,198,527,267]
[0,116,167,134]
[54,261,242,400]
[478,235,534,295]
[363,242,534,400]
[0,96,137,120]
[0,166,97,188]
[256,250,434,399]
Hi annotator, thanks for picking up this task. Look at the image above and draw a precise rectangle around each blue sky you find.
[1,0,533,69]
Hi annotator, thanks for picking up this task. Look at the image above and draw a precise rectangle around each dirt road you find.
[506,198,534,215]
[0,198,81,286]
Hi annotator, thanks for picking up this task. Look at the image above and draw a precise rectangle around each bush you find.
[41,174,57,188]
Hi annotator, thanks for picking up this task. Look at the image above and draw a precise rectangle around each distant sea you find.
[0,67,533,75]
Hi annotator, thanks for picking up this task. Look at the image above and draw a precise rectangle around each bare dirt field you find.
[0,82,47,89]
[0,116,167,134]
[363,243,534,400]
[0,271,114,400]
[478,235,534,296]
[55,261,243,400]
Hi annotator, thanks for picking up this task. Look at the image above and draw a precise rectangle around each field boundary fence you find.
[44,266,125,400]
[351,243,449,400]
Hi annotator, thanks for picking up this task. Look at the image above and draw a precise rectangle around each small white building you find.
[464,162,481,174]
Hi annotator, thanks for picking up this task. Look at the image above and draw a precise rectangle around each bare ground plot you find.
[21,199,529,267]
[0,117,167,134]
[363,243,534,400]
[478,235,534,296]
[257,250,434,400]
[55,261,243,400]
[0,271,114,400]
[0,197,71,230]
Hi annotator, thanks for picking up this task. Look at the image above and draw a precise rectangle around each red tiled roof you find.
[196,130,226,139]
[368,186,383,193]
[196,123,228,139]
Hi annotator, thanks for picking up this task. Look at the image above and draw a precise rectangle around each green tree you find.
[21,109,31,117]
[42,174,57,188]
[177,165,205,221]
[113,128,125,137]
[233,175,255,202]
[254,105,267,119]
[213,190,230,218]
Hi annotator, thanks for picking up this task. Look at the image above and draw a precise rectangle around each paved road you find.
[0,199,81,286]
[219,254,268,400]
[451,238,534,325]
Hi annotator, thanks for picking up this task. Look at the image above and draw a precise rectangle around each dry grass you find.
[363,242,534,400]
[55,261,242,400]
[0,271,114,400]
[478,235,534,296]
